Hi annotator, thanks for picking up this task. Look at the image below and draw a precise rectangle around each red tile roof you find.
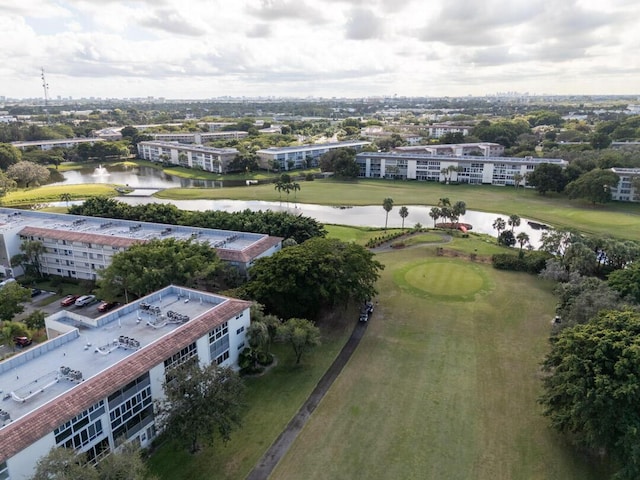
[217,236,282,263]
[0,298,251,464]
[19,226,142,249]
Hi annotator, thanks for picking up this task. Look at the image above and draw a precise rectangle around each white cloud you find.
[0,0,639,98]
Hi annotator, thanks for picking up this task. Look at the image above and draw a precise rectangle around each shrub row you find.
[491,251,552,274]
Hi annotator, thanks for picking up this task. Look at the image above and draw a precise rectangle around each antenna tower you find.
[41,67,50,123]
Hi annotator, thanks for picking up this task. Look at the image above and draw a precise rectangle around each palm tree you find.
[292,182,301,200]
[429,207,441,228]
[508,214,521,232]
[516,232,530,250]
[274,181,285,201]
[492,217,506,242]
[382,197,394,230]
[60,192,71,207]
[399,206,409,231]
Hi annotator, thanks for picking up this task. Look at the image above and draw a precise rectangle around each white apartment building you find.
[256,141,372,171]
[11,138,105,151]
[0,208,282,279]
[609,167,640,202]
[355,152,567,186]
[427,125,472,138]
[395,142,505,157]
[0,284,251,480]
[149,131,248,144]
[137,141,239,173]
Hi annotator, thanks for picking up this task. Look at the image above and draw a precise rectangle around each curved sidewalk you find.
[246,321,368,480]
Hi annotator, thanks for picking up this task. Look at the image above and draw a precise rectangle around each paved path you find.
[246,321,369,480]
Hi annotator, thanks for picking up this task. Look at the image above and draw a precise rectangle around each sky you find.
[1,0,639,100]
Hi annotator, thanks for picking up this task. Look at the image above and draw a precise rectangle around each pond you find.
[49,164,255,189]
[112,197,549,248]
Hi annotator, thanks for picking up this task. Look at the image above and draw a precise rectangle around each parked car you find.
[60,294,80,307]
[97,301,119,313]
[31,288,42,297]
[75,295,96,307]
[14,336,32,347]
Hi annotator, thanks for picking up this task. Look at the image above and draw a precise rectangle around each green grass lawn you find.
[270,247,611,480]
[155,178,640,240]
[1,184,119,207]
[147,323,353,480]
[324,225,404,244]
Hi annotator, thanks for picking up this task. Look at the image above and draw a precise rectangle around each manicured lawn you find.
[270,247,610,480]
[155,178,640,240]
[147,324,352,480]
[394,231,449,246]
[324,225,403,244]
[2,184,119,206]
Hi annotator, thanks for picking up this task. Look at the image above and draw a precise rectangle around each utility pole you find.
[41,67,50,124]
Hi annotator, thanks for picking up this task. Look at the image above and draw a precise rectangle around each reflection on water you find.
[114,197,548,248]
[50,165,240,189]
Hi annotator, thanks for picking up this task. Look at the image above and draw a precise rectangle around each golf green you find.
[395,259,492,301]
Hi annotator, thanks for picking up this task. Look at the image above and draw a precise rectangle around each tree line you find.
[68,197,326,244]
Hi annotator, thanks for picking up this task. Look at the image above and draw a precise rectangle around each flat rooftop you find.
[0,208,271,257]
[0,285,231,428]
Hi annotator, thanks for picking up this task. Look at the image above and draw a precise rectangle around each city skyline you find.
[1,0,639,100]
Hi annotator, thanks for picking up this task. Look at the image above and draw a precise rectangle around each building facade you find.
[11,138,105,151]
[355,152,567,186]
[0,285,251,480]
[149,131,248,144]
[0,209,282,279]
[609,167,640,202]
[256,141,371,171]
[427,125,472,138]
[137,141,239,173]
[395,142,505,157]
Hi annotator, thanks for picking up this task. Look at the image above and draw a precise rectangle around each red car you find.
[97,301,119,313]
[14,336,32,347]
[60,295,79,307]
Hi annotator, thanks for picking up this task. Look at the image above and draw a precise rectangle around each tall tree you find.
[565,168,620,204]
[608,262,640,303]
[0,142,22,170]
[508,214,521,232]
[526,163,566,195]
[0,170,16,198]
[31,447,99,480]
[382,197,394,231]
[429,207,441,228]
[398,206,409,231]
[540,309,640,480]
[157,362,244,454]
[7,161,50,187]
[516,232,530,250]
[20,239,45,277]
[246,238,383,320]
[97,238,222,301]
[0,283,31,321]
[492,217,506,241]
[276,317,321,364]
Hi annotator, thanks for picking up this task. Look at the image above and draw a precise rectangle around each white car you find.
[75,295,96,307]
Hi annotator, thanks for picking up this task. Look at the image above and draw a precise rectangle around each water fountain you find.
[92,164,109,177]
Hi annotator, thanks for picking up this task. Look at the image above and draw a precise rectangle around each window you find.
[164,342,198,371]
[236,326,244,334]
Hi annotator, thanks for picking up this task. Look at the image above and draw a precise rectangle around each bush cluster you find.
[491,251,552,274]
